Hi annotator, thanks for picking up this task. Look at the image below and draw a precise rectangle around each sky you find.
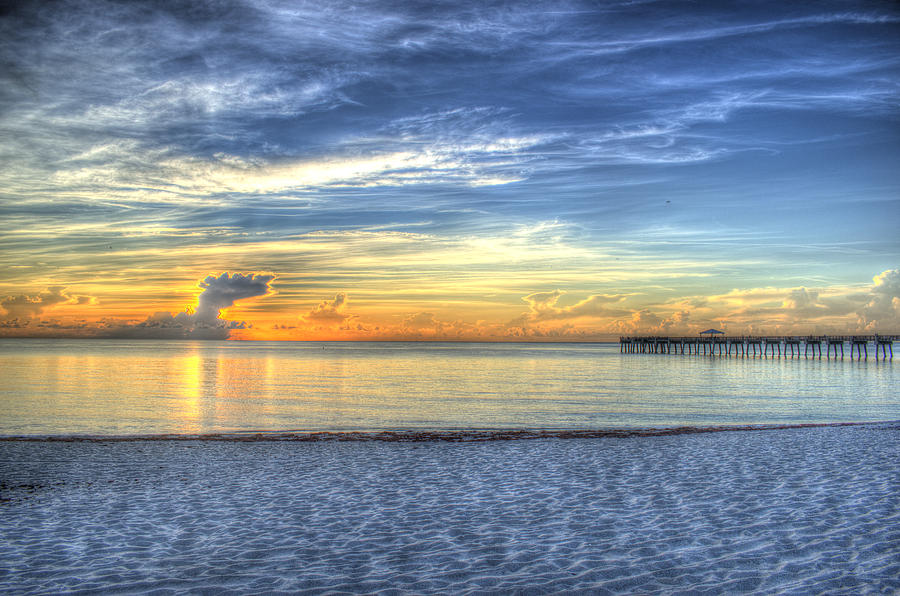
[0,0,898,340]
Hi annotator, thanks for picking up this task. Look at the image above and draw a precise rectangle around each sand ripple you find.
[1,425,898,594]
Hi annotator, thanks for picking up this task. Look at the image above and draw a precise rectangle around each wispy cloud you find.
[517,289,630,322]
[0,0,897,338]
[548,11,900,58]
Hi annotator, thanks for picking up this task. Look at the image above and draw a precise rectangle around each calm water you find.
[0,339,897,436]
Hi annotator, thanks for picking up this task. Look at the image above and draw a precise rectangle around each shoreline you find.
[1,419,897,442]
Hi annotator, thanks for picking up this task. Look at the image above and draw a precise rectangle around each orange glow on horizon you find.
[1,268,899,340]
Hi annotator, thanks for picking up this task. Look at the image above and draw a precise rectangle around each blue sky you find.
[0,0,898,339]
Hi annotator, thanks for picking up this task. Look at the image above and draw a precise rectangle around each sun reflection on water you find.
[0,340,896,436]
[170,352,203,433]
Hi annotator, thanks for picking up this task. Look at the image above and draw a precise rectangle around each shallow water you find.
[0,339,897,436]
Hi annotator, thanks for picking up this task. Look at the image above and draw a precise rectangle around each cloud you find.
[611,269,900,336]
[568,12,900,58]
[0,274,274,338]
[161,143,535,193]
[11,0,895,208]
[499,289,634,339]
[782,287,819,311]
[522,289,564,315]
[117,272,275,339]
[402,311,443,333]
[0,286,93,320]
[194,272,275,324]
[628,309,662,329]
[0,0,896,343]
[521,289,628,321]
[609,308,699,335]
[778,287,842,321]
[301,292,354,325]
[858,269,900,331]
[390,312,493,340]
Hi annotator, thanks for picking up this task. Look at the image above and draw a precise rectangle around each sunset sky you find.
[1,0,898,340]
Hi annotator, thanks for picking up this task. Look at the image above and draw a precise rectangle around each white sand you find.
[1,424,898,594]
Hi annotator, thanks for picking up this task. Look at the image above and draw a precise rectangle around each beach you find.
[1,424,898,594]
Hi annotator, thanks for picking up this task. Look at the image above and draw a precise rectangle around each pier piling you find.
[619,335,895,360]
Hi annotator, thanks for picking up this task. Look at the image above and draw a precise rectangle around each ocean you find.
[0,339,896,436]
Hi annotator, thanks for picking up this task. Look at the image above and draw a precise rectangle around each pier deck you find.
[619,335,896,359]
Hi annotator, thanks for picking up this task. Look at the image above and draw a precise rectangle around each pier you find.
[619,335,896,359]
